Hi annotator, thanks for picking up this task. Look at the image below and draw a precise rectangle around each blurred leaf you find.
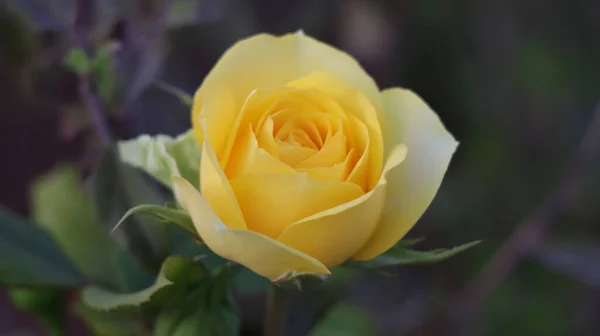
[0,208,82,287]
[0,9,37,71]
[353,240,481,268]
[64,48,90,75]
[395,237,425,248]
[82,256,206,311]
[154,266,239,336]
[113,204,198,240]
[483,272,570,336]
[117,130,200,193]
[31,165,147,290]
[154,81,193,106]
[91,147,171,271]
[309,304,377,336]
[7,0,74,31]
[91,43,118,104]
[82,269,170,312]
[514,41,573,99]
[532,241,600,288]
[75,301,146,336]
[9,288,64,335]
[233,267,269,295]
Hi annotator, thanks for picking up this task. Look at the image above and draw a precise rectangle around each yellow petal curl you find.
[278,144,407,267]
[352,89,458,260]
[172,176,330,281]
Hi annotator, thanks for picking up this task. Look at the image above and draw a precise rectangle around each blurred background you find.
[1,0,600,335]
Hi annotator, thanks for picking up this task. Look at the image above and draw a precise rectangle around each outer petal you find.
[171,176,330,281]
[199,31,381,112]
[192,85,236,159]
[199,121,247,230]
[278,145,407,267]
[352,89,458,260]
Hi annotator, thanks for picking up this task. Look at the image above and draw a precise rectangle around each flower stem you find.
[264,285,288,336]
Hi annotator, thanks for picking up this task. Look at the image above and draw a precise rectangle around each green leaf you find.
[74,300,147,336]
[355,240,481,268]
[0,208,82,286]
[154,266,239,336]
[64,48,89,74]
[117,130,200,196]
[112,204,198,240]
[90,43,117,104]
[9,288,65,334]
[82,256,206,311]
[154,81,193,106]
[91,147,172,271]
[396,237,425,248]
[233,267,269,295]
[31,165,146,290]
[309,304,377,336]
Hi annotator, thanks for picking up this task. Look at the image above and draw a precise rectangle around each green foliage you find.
[113,204,198,240]
[232,267,270,294]
[154,266,239,336]
[75,302,147,336]
[91,43,117,104]
[0,208,82,287]
[81,256,202,311]
[81,256,239,335]
[117,130,200,192]
[64,48,90,75]
[9,288,65,335]
[155,81,194,107]
[482,263,574,336]
[91,147,172,271]
[351,240,481,268]
[31,165,147,290]
[309,304,377,336]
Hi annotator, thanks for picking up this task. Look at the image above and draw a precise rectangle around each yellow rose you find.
[172,31,457,281]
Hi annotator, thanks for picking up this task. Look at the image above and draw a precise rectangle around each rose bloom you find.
[172,32,457,281]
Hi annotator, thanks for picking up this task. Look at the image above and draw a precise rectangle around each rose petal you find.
[226,125,295,178]
[352,89,458,260]
[230,173,365,239]
[172,176,330,281]
[295,127,346,169]
[277,145,407,267]
[199,120,247,229]
[199,31,381,113]
[192,86,236,162]
[288,72,383,190]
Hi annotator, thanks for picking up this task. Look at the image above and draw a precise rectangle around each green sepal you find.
[350,240,481,269]
[112,204,199,241]
[82,256,208,312]
[154,81,193,107]
[117,130,200,195]
[154,265,240,336]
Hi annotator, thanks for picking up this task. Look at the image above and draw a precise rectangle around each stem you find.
[78,72,113,146]
[264,285,288,336]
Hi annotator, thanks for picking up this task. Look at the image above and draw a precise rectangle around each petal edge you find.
[352,89,458,260]
[172,176,330,281]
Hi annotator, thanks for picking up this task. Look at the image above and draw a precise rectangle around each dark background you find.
[1,0,600,335]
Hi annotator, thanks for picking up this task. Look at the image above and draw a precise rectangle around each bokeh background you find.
[1,1,600,335]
